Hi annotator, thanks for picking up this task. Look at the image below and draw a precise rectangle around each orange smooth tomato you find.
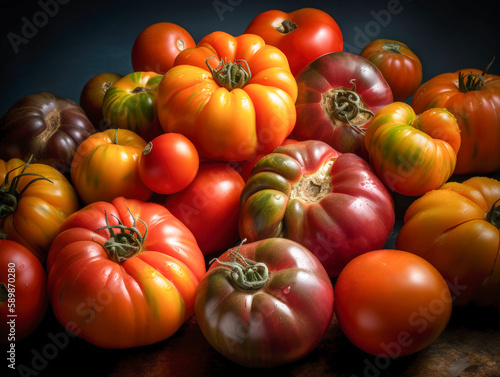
[0,158,79,262]
[360,39,422,102]
[131,22,196,74]
[46,197,206,349]
[412,65,500,174]
[244,8,343,77]
[138,133,199,195]
[0,239,48,342]
[156,31,298,162]
[365,102,461,196]
[396,177,500,306]
[334,249,452,357]
[71,128,153,204]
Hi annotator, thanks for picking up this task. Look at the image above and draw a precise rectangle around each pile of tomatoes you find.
[1,7,500,370]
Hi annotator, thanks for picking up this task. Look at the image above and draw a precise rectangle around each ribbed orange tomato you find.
[156,31,298,162]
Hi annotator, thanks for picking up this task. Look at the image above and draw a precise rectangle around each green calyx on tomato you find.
[321,79,374,135]
[485,199,500,228]
[95,209,148,263]
[0,156,53,219]
[211,239,269,290]
[459,57,495,93]
[206,56,251,90]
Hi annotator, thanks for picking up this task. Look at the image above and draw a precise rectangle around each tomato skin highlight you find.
[334,249,452,357]
[139,133,199,195]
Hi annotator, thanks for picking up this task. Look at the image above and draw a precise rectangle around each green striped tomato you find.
[365,102,461,196]
[102,72,163,142]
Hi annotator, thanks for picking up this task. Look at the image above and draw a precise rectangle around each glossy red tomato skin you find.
[131,22,196,74]
[163,161,245,255]
[360,39,422,102]
[0,240,48,343]
[138,133,199,195]
[195,238,334,368]
[292,52,393,158]
[334,249,452,357]
[46,197,206,349]
[244,8,343,77]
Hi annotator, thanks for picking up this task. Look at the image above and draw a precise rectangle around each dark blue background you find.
[1,0,499,116]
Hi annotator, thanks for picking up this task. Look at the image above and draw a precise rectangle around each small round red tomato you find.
[244,8,343,77]
[195,238,334,368]
[131,22,196,74]
[0,239,48,343]
[163,161,245,255]
[138,133,199,195]
[334,249,452,358]
[360,39,422,102]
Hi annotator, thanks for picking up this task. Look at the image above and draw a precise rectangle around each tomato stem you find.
[458,56,495,93]
[0,156,53,219]
[206,56,252,91]
[321,79,374,135]
[275,19,297,34]
[210,239,269,290]
[485,198,500,228]
[95,209,148,263]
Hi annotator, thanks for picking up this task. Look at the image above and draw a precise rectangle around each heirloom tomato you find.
[0,239,48,343]
[156,31,298,162]
[102,71,163,142]
[365,102,461,196]
[360,39,422,102]
[195,238,334,368]
[163,162,245,255]
[138,133,199,195]
[411,60,500,174]
[244,8,343,77]
[80,72,124,128]
[0,92,96,177]
[71,128,153,204]
[396,177,500,306]
[0,158,79,262]
[46,196,206,349]
[131,22,196,74]
[238,140,395,277]
[292,52,393,158]
[334,249,452,357]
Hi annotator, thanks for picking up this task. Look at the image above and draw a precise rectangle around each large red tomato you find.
[195,238,334,368]
[46,197,206,348]
[131,22,196,74]
[360,39,422,102]
[334,249,452,357]
[163,161,245,255]
[292,52,393,158]
[238,140,395,277]
[411,61,500,174]
[244,8,343,77]
[0,240,48,343]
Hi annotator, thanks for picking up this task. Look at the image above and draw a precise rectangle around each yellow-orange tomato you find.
[0,158,79,262]
[365,102,461,196]
[156,31,298,162]
[71,129,153,204]
[396,177,500,306]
